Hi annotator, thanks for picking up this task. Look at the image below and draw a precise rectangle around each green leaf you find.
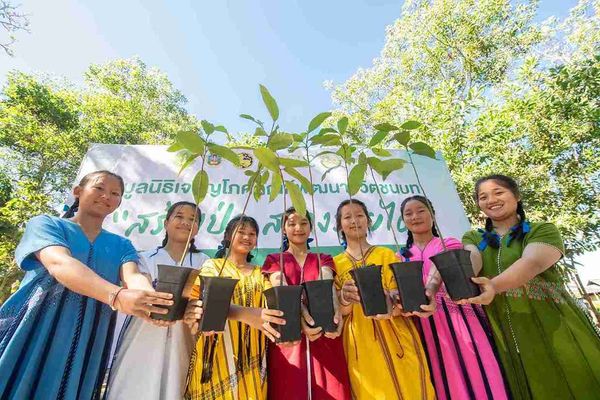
[244,170,255,177]
[260,169,270,185]
[308,112,332,133]
[279,157,309,168]
[284,167,313,194]
[369,130,388,147]
[337,117,349,135]
[401,120,422,130]
[393,130,411,146]
[379,158,407,180]
[409,142,437,159]
[214,125,228,133]
[318,127,337,135]
[253,181,264,201]
[268,133,293,151]
[292,133,306,142]
[372,148,392,157]
[240,114,259,124]
[270,171,282,202]
[167,142,183,152]
[192,170,209,204]
[254,127,267,137]
[347,163,367,195]
[285,181,307,217]
[310,133,341,146]
[208,143,240,166]
[176,130,205,154]
[259,84,279,121]
[178,153,200,176]
[201,120,215,134]
[253,147,280,172]
[374,122,399,132]
[358,152,367,165]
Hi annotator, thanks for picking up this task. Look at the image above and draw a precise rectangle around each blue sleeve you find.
[119,238,139,266]
[15,215,70,271]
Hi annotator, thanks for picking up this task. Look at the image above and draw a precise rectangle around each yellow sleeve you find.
[191,259,220,299]
[333,253,352,290]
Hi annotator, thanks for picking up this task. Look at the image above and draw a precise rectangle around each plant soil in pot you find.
[390,261,427,313]
[151,264,200,321]
[263,285,303,343]
[349,265,388,316]
[302,279,337,333]
[197,276,239,332]
[430,249,481,301]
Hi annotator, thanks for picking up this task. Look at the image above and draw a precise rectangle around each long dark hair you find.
[335,198,372,243]
[160,201,202,253]
[400,195,440,258]
[62,170,125,218]
[214,215,260,262]
[474,174,528,248]
[281,206,312,251]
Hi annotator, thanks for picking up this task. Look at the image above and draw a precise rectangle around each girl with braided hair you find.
[462,174,600,399]
[105,201,209,400]
[399,195,508,400]
[0,170,174,399]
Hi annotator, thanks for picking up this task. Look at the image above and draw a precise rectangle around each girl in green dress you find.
[461,174,600,399]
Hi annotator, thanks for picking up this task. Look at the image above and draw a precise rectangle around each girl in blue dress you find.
[0,170,175,400]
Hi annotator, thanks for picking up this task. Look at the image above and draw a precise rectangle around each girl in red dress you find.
[262,207,351,400]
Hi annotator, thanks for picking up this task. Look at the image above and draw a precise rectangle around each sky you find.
[1,0,596,279]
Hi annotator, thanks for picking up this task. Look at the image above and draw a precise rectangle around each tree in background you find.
[0,57,197,301]
[0,0,29,56]
[327,0,600,255]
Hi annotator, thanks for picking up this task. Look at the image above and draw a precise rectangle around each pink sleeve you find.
[443,237,463,250]
[319,253,335,273]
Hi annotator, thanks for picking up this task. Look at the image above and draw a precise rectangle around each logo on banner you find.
[320,154,341,169]
[239,153,253,169]
[208,154,222,166]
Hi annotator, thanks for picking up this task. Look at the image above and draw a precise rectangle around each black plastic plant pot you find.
[430,249,481,301]
[390,261,428,313]
[302,279,337,333]
[198,276,239,332]
[151,264,200,321]
[263,285,303,343]
[349,265,388,316]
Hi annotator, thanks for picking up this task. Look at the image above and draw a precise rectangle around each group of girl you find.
[0,169,599,400]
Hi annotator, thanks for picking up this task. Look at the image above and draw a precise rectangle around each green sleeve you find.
[462,230,480,247]
[524,222,565,255]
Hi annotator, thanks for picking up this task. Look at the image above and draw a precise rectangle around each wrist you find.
[108,286,125,311]
[339,290,351,307]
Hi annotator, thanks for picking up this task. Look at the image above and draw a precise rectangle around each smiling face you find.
[477,179,520,221]
[339,202,369,240]
[230,222,258,256]
[164,204,199,244]
[284,212,311,247]
[402,199,434,235]
[74,174,123,218]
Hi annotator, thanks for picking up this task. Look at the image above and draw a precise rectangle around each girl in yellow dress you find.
[334,199,435,400]
[185,215,284,400]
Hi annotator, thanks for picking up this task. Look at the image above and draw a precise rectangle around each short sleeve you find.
[525,223,565,255]
[119,238,139,266]
[137,253,152,275]
[319,253,335,271]
[462,230,480,248]
[15,215,70,271]
[261,254,279,275]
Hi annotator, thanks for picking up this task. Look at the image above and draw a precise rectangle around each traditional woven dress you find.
[262,252,351,400]
[334,246,435,400]
[186,258,270,400]
[463,222,600,399]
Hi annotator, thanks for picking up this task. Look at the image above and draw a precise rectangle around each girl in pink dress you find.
[399,195,509,400]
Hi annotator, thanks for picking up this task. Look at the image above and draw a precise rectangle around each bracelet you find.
[108,287,125,311]
[339,289,351,306]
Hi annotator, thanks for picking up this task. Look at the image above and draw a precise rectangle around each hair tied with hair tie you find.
[217,239,230,251]
[477,228,501,251]
[506,220,531,247]
[399,246,412,262]
[341,239,347,250]
[306,238,314,249]
[62,204,70,212]
[281,235,289,251]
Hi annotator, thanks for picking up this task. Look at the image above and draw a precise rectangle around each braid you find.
[432,224,440,237]
[189,238,200,253]
[214,239,229,259]
[510,201,528,243]
[484,217,500,249]
[160,233,169,248]
[404,231,415,258]
[62,198,80,218]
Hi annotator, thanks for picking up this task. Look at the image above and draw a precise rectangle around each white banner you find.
[73,144,470,259]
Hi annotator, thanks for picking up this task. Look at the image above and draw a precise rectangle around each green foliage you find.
[329,0,600,254]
